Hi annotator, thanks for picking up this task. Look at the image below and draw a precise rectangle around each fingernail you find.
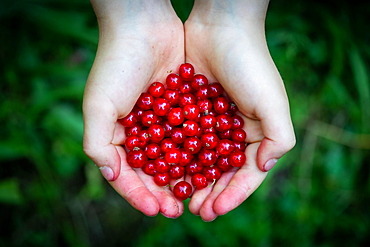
[99,166,114,181]
[264,158,278,172]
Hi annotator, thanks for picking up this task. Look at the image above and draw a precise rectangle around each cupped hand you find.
[83,1,185,218]
[184,0,296,221]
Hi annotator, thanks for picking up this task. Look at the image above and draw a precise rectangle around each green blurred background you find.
[1,0,369,246]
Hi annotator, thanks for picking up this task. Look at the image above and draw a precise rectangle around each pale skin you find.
[83,0,296,221]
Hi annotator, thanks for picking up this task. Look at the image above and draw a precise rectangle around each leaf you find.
[0,178,23,205]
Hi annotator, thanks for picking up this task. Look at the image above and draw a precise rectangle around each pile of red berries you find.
[120,63,247,201]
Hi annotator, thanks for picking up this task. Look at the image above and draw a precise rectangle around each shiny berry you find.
[141,110,158,127]
[171,128,186,144]
[183,104,200,120]
[186,159,204,175]
[142,160,156,176]
[120,112,138,127]
[201,133,219,149]
[148,124,165,143]
[167,107,184,126]
[166,73,183,90]
[232,128,247,142]
[195,85,209,100]
[200,115,216,129]
[183,137,202,154]
[216,156,233,172]
[137,93,154,110]
[213,96,230,114]
[164,149,181,165]
[153,98,171,116]
[179,81,193,94]
[191,173,208,189]
[160,138,178,153]
[215,114,233,132]
[173,181,192,201]
[216,139,235,156]
[124,124,141,136]
[182,120,199,136]
[179,63,195,81]
[179,93,197,107]
[229,150,246,167]
[198,148,218,166]
[154,173,170,186]
[163,89,180,106]
[203,166,222,182]
[127,150,147,168]
[148,82,165,97]
[191,74,208,90]
[180,150,193,166]
[125,135,141,150]
[144,143,161,159]
[208,82,224,98]
[154,158,170,173]
[169,165,185,179]
[197,99,212,114]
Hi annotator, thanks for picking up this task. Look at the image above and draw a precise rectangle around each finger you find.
[195,168,238,221]
[112,121,127,145]
[256,98,296,172]
[140,172,185,219]
[83,91,121,181]
[110,146,160,217]
[213,143,267,215]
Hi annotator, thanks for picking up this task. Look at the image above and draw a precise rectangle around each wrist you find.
[91,0,177,35]
[188,0,269,28]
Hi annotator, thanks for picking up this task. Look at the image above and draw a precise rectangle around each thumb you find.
[83,91,123,181]
[256,99,296,172]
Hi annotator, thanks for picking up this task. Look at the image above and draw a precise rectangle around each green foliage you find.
[1,0,369,246]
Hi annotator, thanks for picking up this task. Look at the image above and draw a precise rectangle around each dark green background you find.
[1,0,369,246]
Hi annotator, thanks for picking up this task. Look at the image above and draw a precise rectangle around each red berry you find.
[203,166,222,182]
[197,99,212,114]
[167,107,184,126]
[179,81,193,94]
[163,89,180,106]
[171,128,186,144]
[191,173,208,189]
[120,112,138,127]
[213,97,230,114]
[154,173,170,186]
[153,98,171,116]
[208,82,224,98]
[216,156,233,172]
[183,137,202,154]
[127,150,147,168]
[232,128,247,142]
[142,160,156,176]
[160,138,178,153]
[191,74,208,90]
[216,139,235,156]
[232,115,244,129]
[183,104,200,120]
[148,124,165,143]
[166,73,183,90]
[229,150,246,167]
[141,110,158,127]
[164,149,181,165]
[179,63,195,81]
[182,120,199,137]
[200,115,216,129]
[179,93,197,107]
[162,121,174,137]
[173,181,192,200]
[215,114,233,132]
[218,129,233,139]
[169,165,185,179]
[201,133,219,149]
[124,135,141,150]
[179,150,194,166]
[198,148,218,166]
[154,158,170,173]
[234,141,247,152]
[137,93,154,110]
[186,159,204,175]
[195,85,209,100]
[144,143,161,159]
[148,82,165,97]
[125,124,141,136]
